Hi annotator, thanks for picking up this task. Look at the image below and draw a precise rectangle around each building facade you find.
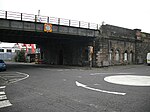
[93,24,150,67]
[39,24,150,67]
[0,47,19,61]
[0,43,36,61]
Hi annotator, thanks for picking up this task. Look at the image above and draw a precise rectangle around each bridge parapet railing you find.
[59,18,70,26]
[90,23,99,30]
[0,10,99,30]
[49,17,58,24]
[70,20,79,27]
[7,11,21,20]
[80,21,89,28]
[22,13,35,22]
[0,10,5,18]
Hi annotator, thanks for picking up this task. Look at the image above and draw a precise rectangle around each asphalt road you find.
[0,63,150,112]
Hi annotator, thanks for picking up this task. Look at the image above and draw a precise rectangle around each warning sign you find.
[44,23,52,32]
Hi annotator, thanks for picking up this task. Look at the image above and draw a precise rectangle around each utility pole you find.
[37,10,41,22]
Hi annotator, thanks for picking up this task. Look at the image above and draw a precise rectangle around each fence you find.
[0,10,100,30]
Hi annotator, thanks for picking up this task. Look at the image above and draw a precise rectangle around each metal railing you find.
[0,10,100,30]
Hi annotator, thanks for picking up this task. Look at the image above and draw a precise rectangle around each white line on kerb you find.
[76,81,126,96]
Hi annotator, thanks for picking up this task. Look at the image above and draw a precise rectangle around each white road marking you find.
[0,72,29,109]
[0,86,12,108]
[0,86,6,89]
[75,81,126,96]
[0,95,7,100]
[94,84,100,85]
[0,92,5,95]
[0,100,12,108]
[104,75,150,86]
[90,72,135,76]
[9,72,29,84]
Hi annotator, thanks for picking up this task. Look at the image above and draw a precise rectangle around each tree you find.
[15,50,26,62]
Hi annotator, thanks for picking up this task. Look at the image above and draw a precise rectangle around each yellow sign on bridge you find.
[44,23,52,32]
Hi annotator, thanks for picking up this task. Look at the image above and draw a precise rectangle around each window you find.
[129,51,133,62]
[0,49,4,52]
[7,49,12,52]
[115,50,120,61]
[109,49,113,61]
[124,51,128,61]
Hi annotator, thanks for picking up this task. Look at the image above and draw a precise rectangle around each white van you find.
[147,53,150,65]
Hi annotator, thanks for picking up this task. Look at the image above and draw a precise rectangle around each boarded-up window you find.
[116,50,120,61]
[129,51,133,62]
[124,51,128,61]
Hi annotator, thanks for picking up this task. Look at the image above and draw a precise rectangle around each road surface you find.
[0,63,150,112]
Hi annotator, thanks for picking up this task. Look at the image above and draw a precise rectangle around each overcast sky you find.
[0,0,150,33]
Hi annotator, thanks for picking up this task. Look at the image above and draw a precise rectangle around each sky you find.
[0,0,150,47]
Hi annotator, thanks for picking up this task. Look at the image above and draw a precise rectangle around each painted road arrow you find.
[75,81,126,96]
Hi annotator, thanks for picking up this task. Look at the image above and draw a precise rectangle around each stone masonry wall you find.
[94,24,140,67]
